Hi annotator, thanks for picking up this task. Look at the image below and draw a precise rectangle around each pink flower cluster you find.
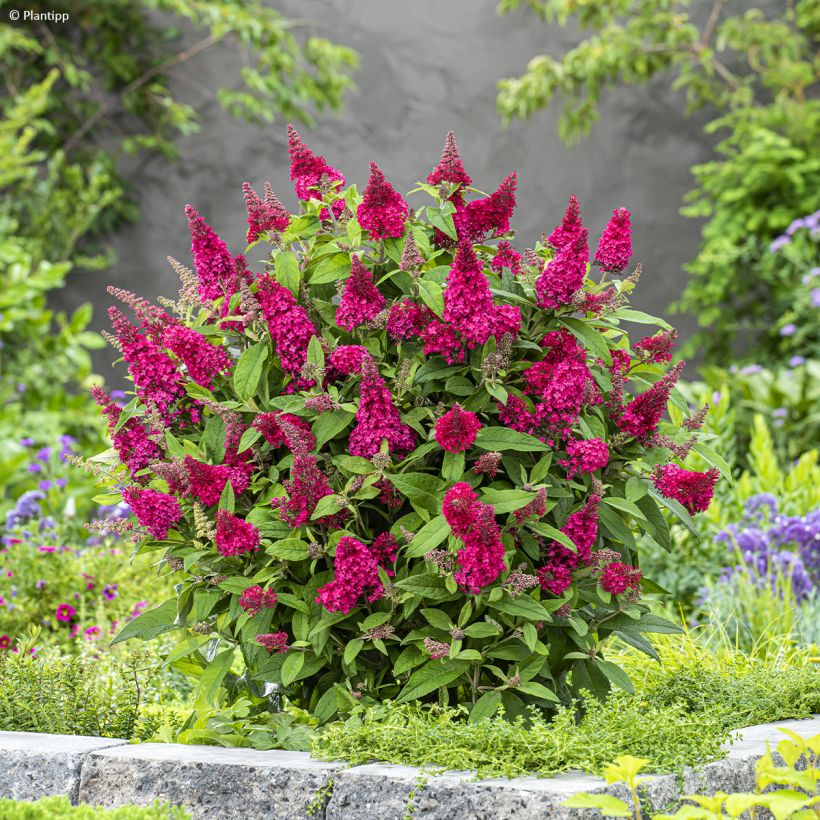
[559,438,609,478]
[337,256,386,331]
[537,495,600,596]
[357,163,409,239]
[243,181,289,243]
[162,324,232,389]
[594,208,632,273]
[386,300,434,342]
[239,585,278,615]
[253,412,316,451]
[653,464,720,514]
[536,229,589,309]
[442,483,506,594]
[434,404,481,453]
[257,632,289,653]
[122,487,182,540]
[328,344,372,377]
[288,125,345,216]
[93,387,160,481]
[272,451,342,529]
[634,329,678,364]
[316,536,384,613]
[617,361,685,440]
[348,360,415,458]
[215,510,260,557]
[255,274,317,378]
[490,241,522,276]
[600,561,642,596]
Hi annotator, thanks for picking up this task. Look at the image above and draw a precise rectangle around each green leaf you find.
[267,538,310,561]
[405,515,451,557]
[275,251,301,295]
[233,342,269,401]
[528,521,577,554]
[395,573,452,600]
[198,647,236,705]
[417,279,445,317]
[396,659,469,703]
[442,450,465,483]
[332,455,374,474]
[480,488,544,515]
[474,427,550,453]
[690,441,733,484]
[343,638,364,666]
[602,612,682,636]
[492,594,552,621]
[463,622,502,638]
[307,335,325,368]
[111,599,178,645]
[559,316,611,365]
[313,409,354,449]
[610,308,672,330]
[597,659,634,693]
[387,472,445,516]
[310,494,345,520]
[648,488,700,540]
[427,207,457,240]
[309,253,351,285]
[421,608,453,630]
[238,427,262,452]
[603,496,647,521]
[469,690,502,723]
[562,794,632,817]
[281,651,306,687]
[516,681,560,702]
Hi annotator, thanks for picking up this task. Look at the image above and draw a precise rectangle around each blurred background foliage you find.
[498,0,819,364]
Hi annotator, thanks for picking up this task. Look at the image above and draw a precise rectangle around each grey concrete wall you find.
[54,0,712,378]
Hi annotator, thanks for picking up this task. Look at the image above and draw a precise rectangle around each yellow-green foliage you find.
[565,729,820,819]
[0,796,187,819]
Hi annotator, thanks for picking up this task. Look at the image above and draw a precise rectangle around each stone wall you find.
[52,0,713,378]
[1,717,818,819]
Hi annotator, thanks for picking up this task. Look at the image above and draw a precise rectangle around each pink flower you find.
[423,638,451,659]
[256,274,317,378]
[92,387,161,481]
[653,464,719,514]
[399,233,424,271]
[215,510,260,557]
[435,404,481,453]
[462,171,517,241]
[108,307,184,419]
[421,320,464,364]
[327,344,373,378]
[370,532,399,575]
[600,562,642,595]
[453,501,506,594]
[537,564,572,596]
[617,361,686,440]
[55,603,76,623]
[256,632,289,653]
[357,162,409,239]
[547,195,584,250]
[336,255,386,331]
[513,487,548,525]
[427,131,472,193]
[498,395,537,436]
[442,242,495,347]
[0,636,10,650]
[386,300,434,342]
[84,626,101,641]
[253,412,316,452]
[288,125,346,217]
[184,456,231,507]
[272,451,344,528]
[594,207,632,273]
[316,536,384,613]
[348,360,415,458]
[162,324,232,389]
[491,304,522,339]
[490,241,522,276]
[122,487,182,539]
[239,586,278,616]
[561,494,601,564]
[185,205,245,304]
[243,181,289,243]
[634,329,678,364]
[535,228,589,309]
[442,482,479,538]
[559,438,609,478]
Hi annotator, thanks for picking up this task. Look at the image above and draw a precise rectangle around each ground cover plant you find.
[0,796,188,819]
[82,127,728,724]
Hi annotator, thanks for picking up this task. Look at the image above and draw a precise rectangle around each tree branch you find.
[63,32,218,155]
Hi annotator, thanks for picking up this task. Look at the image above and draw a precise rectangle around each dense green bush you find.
[0,797,188,820]
[497,0,820,363]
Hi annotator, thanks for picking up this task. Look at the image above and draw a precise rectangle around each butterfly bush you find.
[86,129,723,719]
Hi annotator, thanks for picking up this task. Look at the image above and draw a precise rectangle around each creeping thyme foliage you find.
[88,128,726,719]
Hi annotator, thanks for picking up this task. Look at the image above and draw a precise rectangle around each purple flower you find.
[19,438,34,447]
[790,356,806,367]
[37,480,53,491]
[769,235,790,252]
[780,324,797,337]
[102,584,118,601]
[27,464,41,474]
[811,288,820,308]
[773,407,788,419]
[35,448,52,462]
[739,365,763,376]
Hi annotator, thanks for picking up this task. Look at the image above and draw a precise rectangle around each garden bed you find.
[1,716,818,819]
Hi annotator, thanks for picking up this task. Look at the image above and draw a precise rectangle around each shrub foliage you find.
[87,129,723,722]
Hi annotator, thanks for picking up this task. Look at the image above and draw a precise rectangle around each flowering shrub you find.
[86,129,724,719]
[0,438,166,650]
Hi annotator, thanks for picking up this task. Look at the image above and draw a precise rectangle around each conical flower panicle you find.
[336,255,386,331]
[357,162,409,240]
[594,207,632,273]
[426,131,472,192]
[287,124,345,216]
[547,194,583,250]
[243,181,289,243]
[463,171,517,241]
[535,227,589,309]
